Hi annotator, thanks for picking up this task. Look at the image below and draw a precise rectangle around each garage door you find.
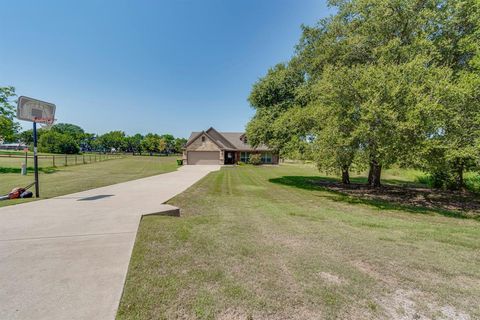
[187,151,219,165]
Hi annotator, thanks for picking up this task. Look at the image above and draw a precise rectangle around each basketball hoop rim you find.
[33,117,55,124]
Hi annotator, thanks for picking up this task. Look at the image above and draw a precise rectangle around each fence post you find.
[75,155,77,165]
[94,154,96,162]
[65,154,68,166]
[83,155,85,164]
[53,155,55,167]
[89,155,91,163]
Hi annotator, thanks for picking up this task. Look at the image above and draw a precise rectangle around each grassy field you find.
[118,164,480,320]
[0,155,178,208]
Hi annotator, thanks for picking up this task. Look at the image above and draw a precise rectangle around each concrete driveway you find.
[0,165,220,320]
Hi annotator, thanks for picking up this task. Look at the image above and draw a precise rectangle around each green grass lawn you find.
[117,164,480,320]
[0,155,178,208]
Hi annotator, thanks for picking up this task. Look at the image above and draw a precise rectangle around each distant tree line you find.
[247,0,480,190]
[17,124,187,155]
[0,90,187,156]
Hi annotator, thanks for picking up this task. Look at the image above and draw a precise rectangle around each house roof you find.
[186,127,272,151]
[186,130,226,149]
[205,127,237,149]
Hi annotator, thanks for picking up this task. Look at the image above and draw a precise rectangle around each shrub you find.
[465,173,480,193]
[415,172,456,189]
[416,171,480,193]
[415,175,431,186]
[248,154,262,165]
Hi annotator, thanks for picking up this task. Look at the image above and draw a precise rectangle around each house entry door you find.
[225,151,235,164]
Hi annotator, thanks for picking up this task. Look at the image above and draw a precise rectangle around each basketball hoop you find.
[16,96,57,198]
[17,96,56,124]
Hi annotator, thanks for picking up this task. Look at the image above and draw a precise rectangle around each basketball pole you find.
[33,121,40,198]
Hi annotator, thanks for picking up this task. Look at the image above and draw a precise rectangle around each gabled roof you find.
[205,127,237,149]
[185,130,226,149]
[185,127,272,151]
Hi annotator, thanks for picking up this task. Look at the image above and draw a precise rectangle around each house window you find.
[201,136,206,142]
[240,152,249,162]
[261,153,272,164]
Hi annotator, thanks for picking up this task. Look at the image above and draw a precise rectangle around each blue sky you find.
[1,0,331,138]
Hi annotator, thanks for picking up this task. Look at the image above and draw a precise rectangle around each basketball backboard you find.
[17,96,56,124]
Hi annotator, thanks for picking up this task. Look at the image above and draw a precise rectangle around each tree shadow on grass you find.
[269,176,480,221]
[310,175,426,188]
[0,166,58,174]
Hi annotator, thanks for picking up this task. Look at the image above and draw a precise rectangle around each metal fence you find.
[0,153,123,169]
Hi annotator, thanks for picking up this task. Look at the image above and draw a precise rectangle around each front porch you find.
[223,150,277,165]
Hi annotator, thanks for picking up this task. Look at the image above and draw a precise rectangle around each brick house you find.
[183,127,279,165]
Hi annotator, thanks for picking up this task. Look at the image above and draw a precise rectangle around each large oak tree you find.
[247,0,480,189]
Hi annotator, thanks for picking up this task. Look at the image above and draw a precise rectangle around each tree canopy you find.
[0,86,20,142]
[141,133,166,154]
[38,130,80,154]
[247,0,480,189]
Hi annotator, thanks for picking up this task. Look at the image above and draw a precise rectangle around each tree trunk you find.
[456,164,465,191]
[367,162,374,185]
[341,166,351,185]
[369,162,382,188]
